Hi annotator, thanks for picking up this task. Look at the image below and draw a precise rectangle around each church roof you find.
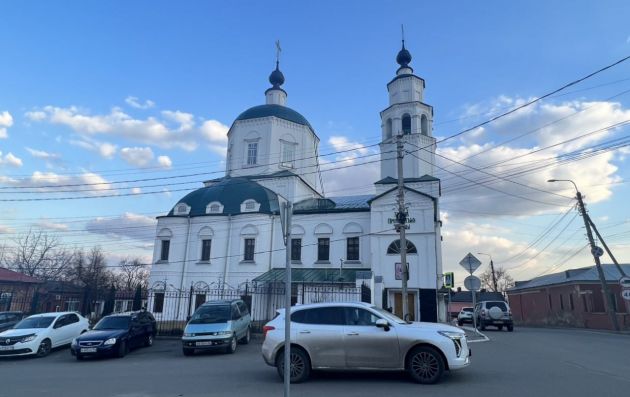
[253,267,367,283]
[374,175,440,184]
[166,177,280,217]
[235,104,312,129]
[293,195,372,214]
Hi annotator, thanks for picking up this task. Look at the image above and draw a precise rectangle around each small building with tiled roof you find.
[507,264,630,331]
[0,267,43,312]
[148,42,444,324]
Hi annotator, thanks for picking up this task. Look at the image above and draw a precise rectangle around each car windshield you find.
[463,308,474,312]
[94,316,131,330]
[487,302,508,311]
[13,316,55,329]
[189,305,230,324]
[372,307,407,324]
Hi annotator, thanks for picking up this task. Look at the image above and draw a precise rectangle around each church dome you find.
[235,104,312,129]
[168,177,280,217]
[269,62,285,87]
[396,43,412,68]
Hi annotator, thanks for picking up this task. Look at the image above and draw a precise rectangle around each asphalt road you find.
[1,327,629,397]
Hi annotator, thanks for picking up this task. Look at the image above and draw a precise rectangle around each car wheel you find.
[240,328,251,345]
[498,325,503,331]
[75,354,84,361]
[225,335,237,354]
[276,347,311,383]
[144,334,154,347]
[116,341,128,358]
[480,321,486,331]
[407,346,445,384]
[507,325,514,332]
[183,348,195,356]
[457,321,463,326]
[36,339,52,358]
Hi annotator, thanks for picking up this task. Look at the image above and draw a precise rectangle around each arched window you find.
[385,118,393,139]
[386,239,418,254]
[402,114,411,135]
[421,114,428,136]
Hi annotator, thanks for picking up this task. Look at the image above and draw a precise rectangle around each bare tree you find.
[70,247,113,295]
[113,257,149,291]
[2,230,74,281]
[480,267,515,293]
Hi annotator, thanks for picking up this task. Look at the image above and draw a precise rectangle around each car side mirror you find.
[375,319,390,331]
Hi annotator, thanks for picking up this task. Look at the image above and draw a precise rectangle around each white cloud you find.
[27,105,228,152]
[99,142,117,159]
[0,111,14,139]
[26,147,61,161]
[34,220,69,231]
[131,187,142,194]
[68,137,117,159]
[157,155,172,169]
[320,135,379,196]
[0,225,15,234]
[0,152,23,167]
[125,96,155,110]
[200,120,229,143]
[120,147,154,168]
[0,171,115,196]
[85,212,156,241]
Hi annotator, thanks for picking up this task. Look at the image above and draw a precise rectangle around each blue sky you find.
[1,1,630,285]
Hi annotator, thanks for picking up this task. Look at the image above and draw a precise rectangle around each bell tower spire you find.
[266,40,287,106]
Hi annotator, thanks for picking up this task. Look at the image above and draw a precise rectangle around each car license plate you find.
[80,348,97,353]
[196,341,214,346]
[0,345,14,351]
[493,321,503,324]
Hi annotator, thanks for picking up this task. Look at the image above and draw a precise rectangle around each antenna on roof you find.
[401,24,405,46]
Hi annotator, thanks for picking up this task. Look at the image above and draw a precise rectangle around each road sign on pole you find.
[464,275,481,291]
[444,272,454,288]
[459,253,482,274]
[622,289,630,302]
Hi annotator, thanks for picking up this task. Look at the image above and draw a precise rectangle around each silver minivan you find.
[182,299,251,355]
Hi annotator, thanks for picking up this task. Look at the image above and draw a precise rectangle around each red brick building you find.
[0,267,43,312]
[507,264,630,331]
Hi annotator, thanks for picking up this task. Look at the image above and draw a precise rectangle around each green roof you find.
[253,268,368,283]
[235,104,312,129]
[167,177,279,217]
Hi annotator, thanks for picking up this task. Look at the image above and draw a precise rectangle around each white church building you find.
[148,42,445,323]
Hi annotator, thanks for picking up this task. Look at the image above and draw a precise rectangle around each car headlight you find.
[103,338,117,345]
[22,334,37,343]
[215,331,232,336]
[183,333,194,337]
[438,330,464,340]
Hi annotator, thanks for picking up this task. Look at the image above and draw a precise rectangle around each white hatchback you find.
[0,312,89,357]
[262,302,470,384]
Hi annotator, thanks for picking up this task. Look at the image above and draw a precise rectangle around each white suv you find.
[261,302,470,384]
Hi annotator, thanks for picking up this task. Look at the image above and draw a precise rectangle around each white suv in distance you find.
[457,307,474,326]
[261,302,470,384]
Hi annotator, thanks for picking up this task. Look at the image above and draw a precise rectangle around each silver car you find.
[182,299,251,355]
[261,302,470,384]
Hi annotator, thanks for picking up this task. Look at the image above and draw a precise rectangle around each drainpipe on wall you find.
[176,215,192,320]
[222,215,233,291]
[268,215,275,272]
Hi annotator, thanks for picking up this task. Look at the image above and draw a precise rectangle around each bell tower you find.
[379,40,436,180]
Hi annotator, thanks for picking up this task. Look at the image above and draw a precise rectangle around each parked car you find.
[0,312,24,332]
[70,310,156,360]
[457,307,474,326]
[474,301,513,331]
[0,312,89,357]
[261,302,470,384]
[182,299,251,356]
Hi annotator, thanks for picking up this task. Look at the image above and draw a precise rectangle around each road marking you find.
[461,326,490,343]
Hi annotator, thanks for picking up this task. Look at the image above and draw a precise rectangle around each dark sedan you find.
[0,312,24,332]
[70,310,156,360]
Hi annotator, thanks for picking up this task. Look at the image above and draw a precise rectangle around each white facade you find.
[148,44,444,322]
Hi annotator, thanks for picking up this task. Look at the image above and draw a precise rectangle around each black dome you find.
[269,62,285,88]
[396,42,412,67]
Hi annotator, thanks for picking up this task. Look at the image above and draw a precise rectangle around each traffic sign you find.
[591,246,604,257]
[621,289,630,302]
[620,276,630,288]
[444,272,454,288]
[459,253,482,274]
[464,275,481,291]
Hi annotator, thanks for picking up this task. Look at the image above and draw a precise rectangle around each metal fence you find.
[1,282,370,336]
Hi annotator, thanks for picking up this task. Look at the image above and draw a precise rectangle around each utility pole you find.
[478,252,498,292]
[548,179,620,332]
[396,134,409,321]
[587,218,627,278]
[282,201,292,396]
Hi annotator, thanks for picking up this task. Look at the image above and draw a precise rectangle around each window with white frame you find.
[160,240,170,261]
[247,142,258,165]
[281,142,295,167]
[244,238,255,261]
[201,239,212,261]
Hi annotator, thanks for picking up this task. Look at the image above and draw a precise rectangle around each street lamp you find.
[547,178,620,331]
[477,252,498,292]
